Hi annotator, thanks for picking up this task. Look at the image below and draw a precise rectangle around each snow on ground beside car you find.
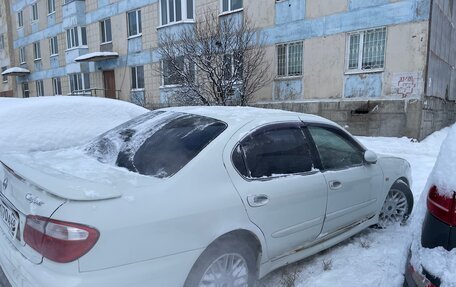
[408,125,456,287]
[0,96,147,152]
[261,126,452,287]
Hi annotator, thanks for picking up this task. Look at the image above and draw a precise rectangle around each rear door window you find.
[307,126,364,170]
[233,123,314,179]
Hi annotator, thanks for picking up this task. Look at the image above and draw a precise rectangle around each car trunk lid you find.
[0,151,131,264]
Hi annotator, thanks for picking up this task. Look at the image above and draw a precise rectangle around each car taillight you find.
[24,215,99,263]
[427,185,456,226]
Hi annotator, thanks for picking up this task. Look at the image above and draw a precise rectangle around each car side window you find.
[308,126,364,170]
[233,124,314,179]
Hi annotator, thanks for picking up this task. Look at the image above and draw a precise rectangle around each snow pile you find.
[0,96,147,152]
[408,124,456,287]
[74,52,119,62]
[429,126,456,196]
[1,67,30,75]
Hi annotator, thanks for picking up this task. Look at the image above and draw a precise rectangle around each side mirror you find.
[364,150,378,164]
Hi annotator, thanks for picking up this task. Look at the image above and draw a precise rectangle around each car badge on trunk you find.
[2,178,7,191]
[25,193,44,206]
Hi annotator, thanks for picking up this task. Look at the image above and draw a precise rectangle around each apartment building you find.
[1,0,455,139]
[0,0,16,97]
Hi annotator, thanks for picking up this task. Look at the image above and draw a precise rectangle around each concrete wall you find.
[419,0,456,139]
[256,98,424,139]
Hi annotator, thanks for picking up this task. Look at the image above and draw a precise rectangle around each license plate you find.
[0,199,19,239]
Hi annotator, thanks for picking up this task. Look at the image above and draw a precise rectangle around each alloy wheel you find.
[198,253,249,287]
[378,189,409,228]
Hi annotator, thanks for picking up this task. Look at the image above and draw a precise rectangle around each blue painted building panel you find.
[344,73,383,98]
[275,0,306,25]
[349,0,389,11]
[274,79,303,100]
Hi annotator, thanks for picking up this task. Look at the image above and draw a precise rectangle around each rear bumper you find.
[404,248,441,287]
[0,228,203,287]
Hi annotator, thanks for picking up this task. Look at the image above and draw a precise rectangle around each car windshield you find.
[84,111,227,178]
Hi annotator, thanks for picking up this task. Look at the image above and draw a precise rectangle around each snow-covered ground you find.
[261,126,452,287]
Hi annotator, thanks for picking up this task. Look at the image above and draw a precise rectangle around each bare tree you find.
[157,10,270,106]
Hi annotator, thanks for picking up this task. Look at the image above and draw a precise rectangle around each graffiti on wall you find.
[391,72,422,98]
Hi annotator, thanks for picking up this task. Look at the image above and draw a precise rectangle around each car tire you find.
[183,234,259,287]
[377,180,414,228]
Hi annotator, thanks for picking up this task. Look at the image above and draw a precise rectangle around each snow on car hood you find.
[0,148,159,201]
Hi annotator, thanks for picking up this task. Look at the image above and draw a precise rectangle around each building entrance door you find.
[103,70,116,99]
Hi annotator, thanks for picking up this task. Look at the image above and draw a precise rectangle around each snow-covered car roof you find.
[160,106,332,126]
[0,96,147,152]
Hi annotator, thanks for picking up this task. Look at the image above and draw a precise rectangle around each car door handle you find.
[247,195,269,207]
[329,180,342,190]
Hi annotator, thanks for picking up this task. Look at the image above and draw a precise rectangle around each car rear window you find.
[85,111,227,178]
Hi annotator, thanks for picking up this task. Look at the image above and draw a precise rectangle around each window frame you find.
[19,47,26,64]
[345,27,387,74]
[17,10,24,28]
[304,123,366,171]
[22,82,30,98]
[276,41,303,78]
[68,73,90,93]
[36,80,44,97]
[33,41,41,61]
[127,10,142,38]
[160,56,196,87]
[220,0,243,14]
[159,0,195,27]
[66,26,87,49]
[48,0,56,15]
[31,2,39,22]
[231,121,319,181]
[49,36,58,56]
[131,66,145,90]
[1,67,7,83]
[52,77,62,95]
[100,18,112,44]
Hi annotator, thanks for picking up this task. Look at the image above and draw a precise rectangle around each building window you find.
[69,73,90,93]
[31,2,39,22]
[19,47,26,64]
[17,11,23,28]
[223,53,243,81]
[100,18,112,43]
[277,42,303,77]
[0,34,4,49]
[222,0,242,13]
[131,66,145,89]
[127,10,142,38]
[1,67,7,83]
[48,0,55,14]
[22,82,30,98]
[52,77,62,95]
[50,36,58,56]
[162,57,184,86]
[347,27,386,72]
[33,42,41,60]
[161,57,196,86]
[160,0,194,26]
[36,80,44,97]
[66,27,87,49]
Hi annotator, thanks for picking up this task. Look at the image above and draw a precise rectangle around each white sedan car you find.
[0,107,413,287]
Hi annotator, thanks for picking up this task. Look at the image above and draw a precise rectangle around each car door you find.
[223,119,328,260]
[305,124,383,235]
